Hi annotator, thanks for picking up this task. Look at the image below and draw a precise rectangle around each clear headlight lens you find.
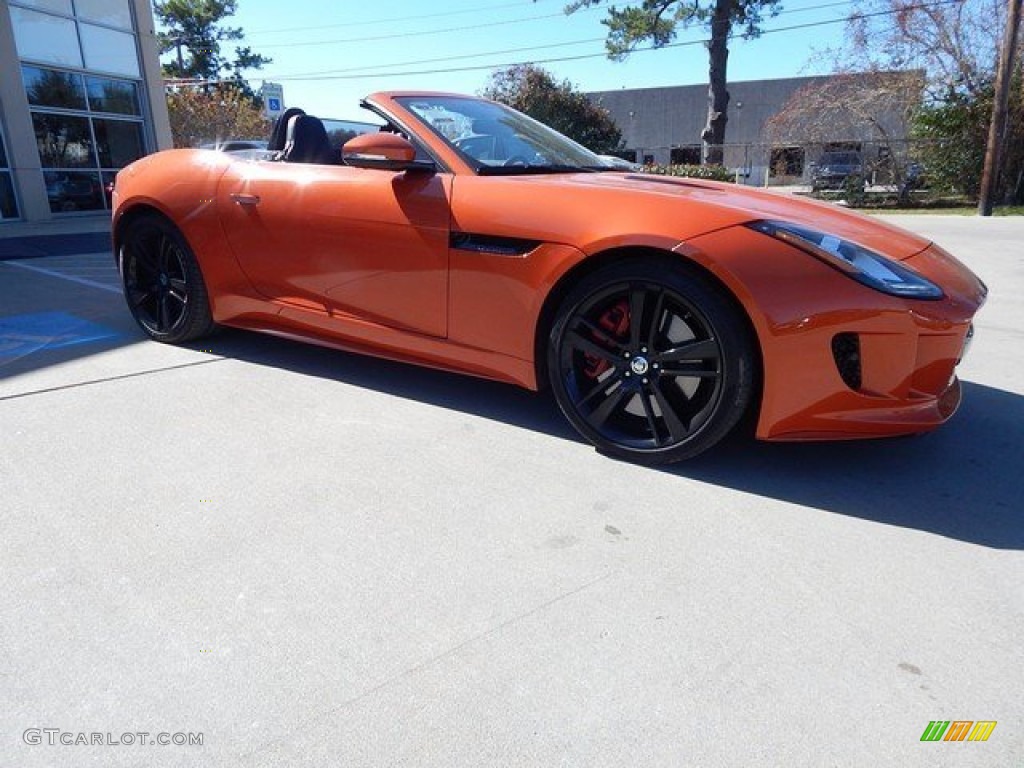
[748,220,944,300]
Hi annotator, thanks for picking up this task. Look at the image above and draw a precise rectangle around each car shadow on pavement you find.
[671,380,1023,550]
[194,329,1022,550]
[193,327,580,440]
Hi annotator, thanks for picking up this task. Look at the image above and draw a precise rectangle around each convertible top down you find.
[111,91,987,463]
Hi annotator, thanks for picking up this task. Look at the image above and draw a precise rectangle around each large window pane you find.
[43,170,104,213]
[0,174,19,219]
[32,113,97,168]
[10,6,83,68]
[9,0,73,15]
[85,75,140,115]
[22,65,87,110]
[79,23,140,77]
[75,0,133,30]
[93,118,143,167]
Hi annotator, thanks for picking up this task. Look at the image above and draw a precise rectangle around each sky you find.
[172,0,862,121]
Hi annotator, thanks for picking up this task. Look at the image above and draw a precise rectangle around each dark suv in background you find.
[810,151,864,192]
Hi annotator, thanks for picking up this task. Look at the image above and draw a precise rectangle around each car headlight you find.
[748,220,944,300]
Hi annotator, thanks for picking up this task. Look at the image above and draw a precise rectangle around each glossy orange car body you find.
[112,91,986,452]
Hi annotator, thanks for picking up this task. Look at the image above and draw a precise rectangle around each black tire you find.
[119,213,215,343]
[547,258,755,464]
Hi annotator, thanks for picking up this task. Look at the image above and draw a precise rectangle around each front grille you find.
[831,333,862,391]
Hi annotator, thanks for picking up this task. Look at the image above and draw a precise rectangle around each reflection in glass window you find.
[43,170,104,213]
[79,23,140,77]
[22,65,87,110]
[101,170,117,207]
[10,0,73,16]
[10,6,84,68]
[0,132,7,168]
[1,174,18,219]
[85,76,140,115]
[32,113,97,168]
[94,119,144,167]
[75,0,133,29]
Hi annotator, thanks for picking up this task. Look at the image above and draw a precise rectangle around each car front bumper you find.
[681,229,988,441]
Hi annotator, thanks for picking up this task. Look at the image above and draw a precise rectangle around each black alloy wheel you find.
[119,214,214,343]
[548,259,755,464]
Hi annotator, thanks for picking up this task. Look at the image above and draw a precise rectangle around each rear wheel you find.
[119,214,214,343]
[547,259,755,464]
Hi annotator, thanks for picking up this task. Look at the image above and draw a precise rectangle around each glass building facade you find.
[0,0,171,221]
[0,121,17,219]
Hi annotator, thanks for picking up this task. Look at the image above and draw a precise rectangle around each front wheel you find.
[547,259,756,464]
[119,213,215,343]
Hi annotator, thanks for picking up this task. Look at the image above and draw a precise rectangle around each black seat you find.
[268,107,305,153]
[282,115,335,164]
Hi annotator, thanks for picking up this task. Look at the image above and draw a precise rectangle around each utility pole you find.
[978,0,1022,216]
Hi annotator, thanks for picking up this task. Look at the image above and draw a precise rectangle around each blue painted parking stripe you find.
[0,311,121,359]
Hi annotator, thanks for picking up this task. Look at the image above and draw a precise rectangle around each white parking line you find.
[5,254,121,294]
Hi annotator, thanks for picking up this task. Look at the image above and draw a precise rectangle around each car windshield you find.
[394,95,613,175]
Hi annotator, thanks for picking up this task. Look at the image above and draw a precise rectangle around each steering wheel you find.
[503,156,530,167]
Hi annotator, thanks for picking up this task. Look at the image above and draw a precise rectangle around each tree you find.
[764,70,925,194]
[912,90,992,198]
[837,0,1005,101]
[766,71,923,145]
[482,64,624,153]
[829,0,1024,206]
[562,0,782,164]
[165,86,270,148]
[155,0,270,101]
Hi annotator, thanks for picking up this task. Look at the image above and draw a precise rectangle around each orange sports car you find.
[111,92,986,463]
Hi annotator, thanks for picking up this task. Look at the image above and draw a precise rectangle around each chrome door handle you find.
[230,193,260,206]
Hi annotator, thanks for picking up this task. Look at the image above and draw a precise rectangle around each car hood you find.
[518,172,932,260]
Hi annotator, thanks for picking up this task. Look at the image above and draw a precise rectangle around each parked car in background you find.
[810,151,864,192]
[199,139,269,153]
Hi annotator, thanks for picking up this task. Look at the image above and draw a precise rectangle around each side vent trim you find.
[450,232,542,257]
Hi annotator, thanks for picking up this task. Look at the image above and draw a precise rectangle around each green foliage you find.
[842,173,867,205]
[482,64,624,154]
[166,85,270,148]
[565,0,782,58]
[641,163,735,181]
[155,0,270,101]
[913,79,1023,203]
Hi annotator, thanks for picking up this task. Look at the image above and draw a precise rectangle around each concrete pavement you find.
[1,216,1021,767]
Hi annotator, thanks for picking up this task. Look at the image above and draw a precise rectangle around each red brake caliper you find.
[583,299,630,379]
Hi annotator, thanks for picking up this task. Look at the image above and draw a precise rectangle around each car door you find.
[217,160,451,338]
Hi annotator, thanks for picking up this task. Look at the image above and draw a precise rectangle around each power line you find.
[273,39,606,80]
[252,8,600,49]
[244,0,558,36]
[260,0,960,82]
[255,0,866,79]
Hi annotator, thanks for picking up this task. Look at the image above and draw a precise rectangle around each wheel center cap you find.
[630,356,649,376]
[159,274,169,287]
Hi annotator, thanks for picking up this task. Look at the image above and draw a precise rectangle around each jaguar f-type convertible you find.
[111,92,986,463]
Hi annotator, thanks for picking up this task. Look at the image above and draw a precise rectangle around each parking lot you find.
[1,215,1021,767]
